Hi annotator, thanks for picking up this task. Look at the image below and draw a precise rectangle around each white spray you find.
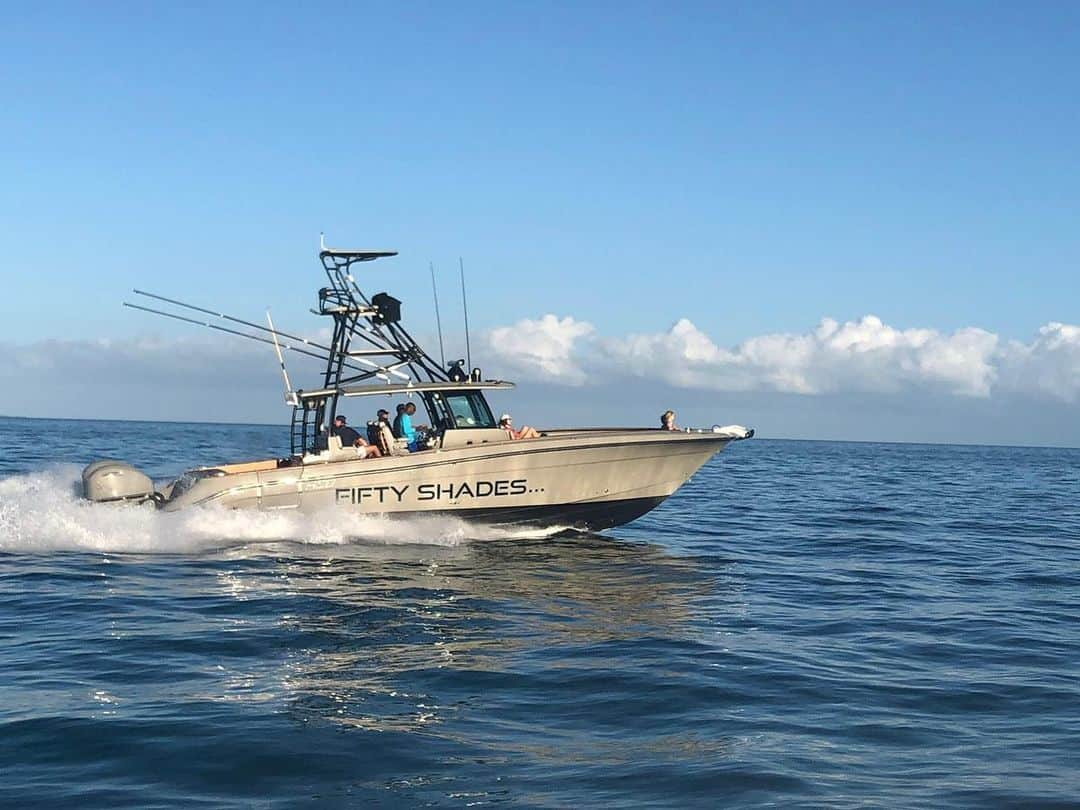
[0,468,571,555]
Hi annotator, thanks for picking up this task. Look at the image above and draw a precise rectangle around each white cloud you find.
[2,315,1077,427]
[616,315,1000,397]
[487,314,595,384]
[484,313,1080,402]
[997,322,1080,403]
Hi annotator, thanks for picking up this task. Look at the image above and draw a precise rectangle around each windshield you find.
[442,392,496,429]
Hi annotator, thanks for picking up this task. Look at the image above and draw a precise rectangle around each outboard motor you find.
[82,460,159,506]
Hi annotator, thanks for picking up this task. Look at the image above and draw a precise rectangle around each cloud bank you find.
[485,315,1080,403]
[1,315,1077,430]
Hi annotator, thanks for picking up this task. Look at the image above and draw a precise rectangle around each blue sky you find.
[1,3,1078,442]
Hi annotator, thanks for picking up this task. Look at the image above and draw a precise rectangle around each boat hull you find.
[316,495,669,532]
[161,430,734,531]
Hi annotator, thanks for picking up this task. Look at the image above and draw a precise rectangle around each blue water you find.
[1,417,1079,808]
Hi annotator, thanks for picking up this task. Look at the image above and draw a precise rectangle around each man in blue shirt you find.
[392,403,407,440]
[393,402,427,451]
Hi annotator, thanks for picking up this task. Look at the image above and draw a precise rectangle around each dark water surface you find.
[1,417,1079,807]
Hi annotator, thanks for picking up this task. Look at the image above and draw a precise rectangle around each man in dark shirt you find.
[333,415,362,447]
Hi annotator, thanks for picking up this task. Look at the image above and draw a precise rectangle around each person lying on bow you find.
[499,413,540,440]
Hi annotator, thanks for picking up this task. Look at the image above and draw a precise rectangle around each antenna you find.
[267,309,298,406]
[430,262,447,370]
[459,256,472,372]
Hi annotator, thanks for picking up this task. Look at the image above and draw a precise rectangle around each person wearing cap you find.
[333,414,382,459]
[370,408,397,455]
[393,402,429,451]
[373,408,393,441]
[499,413,540,440]
[333,414,362,447]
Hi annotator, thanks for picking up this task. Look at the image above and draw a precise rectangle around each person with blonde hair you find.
[660,410,678,431]
[500,413,540,440]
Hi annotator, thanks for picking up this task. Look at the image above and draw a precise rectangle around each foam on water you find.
[0,466,545,554]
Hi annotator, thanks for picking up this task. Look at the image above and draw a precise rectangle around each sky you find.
[1,2,1078,445]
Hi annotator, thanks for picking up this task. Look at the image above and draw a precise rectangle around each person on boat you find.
[334,415,382,458]
[333,415,362,446]
[366,410,386,450]
[660,410,678,431]
[366,409,396,456]
[355,436,382,458]
[394,402,428,451]
[392,403,408,438]
[499,414,540,440]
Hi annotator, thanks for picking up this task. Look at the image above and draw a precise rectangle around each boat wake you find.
[0,467,569,555]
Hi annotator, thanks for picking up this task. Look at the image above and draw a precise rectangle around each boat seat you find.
[302,435,360,464]
[440,428,513,450]
[327,434,361,462]
[379,423,410,456]
[212,458,280,474]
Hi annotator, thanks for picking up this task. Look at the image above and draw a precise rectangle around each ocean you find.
[1,416,1078,808]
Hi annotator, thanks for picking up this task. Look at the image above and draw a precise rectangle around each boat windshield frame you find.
[295,382,511,449]
[431,389,498,430]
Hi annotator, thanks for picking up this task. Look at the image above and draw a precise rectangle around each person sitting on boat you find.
[370,408,398,456]
[333,415,362,446]
[660,410,678,431]
[355,436,382,458]
[334,415,382,459]
[394,402,429,451]
[499,414,540,440]
[374,408,393,443]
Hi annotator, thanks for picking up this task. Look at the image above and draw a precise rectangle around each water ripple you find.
[1,419,1079,806]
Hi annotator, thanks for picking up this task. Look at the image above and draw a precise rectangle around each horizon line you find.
[1,413,1077,452]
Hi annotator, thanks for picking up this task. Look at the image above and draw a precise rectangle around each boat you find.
[82,242,753,531]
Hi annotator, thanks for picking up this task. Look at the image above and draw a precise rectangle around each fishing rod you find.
[123,302,332,363]
[133,290,398,360]
[130,290,411,380]
[384,320,451,382]
[266,309,299,405]
[122,302,409,382]
[430,262,447,370]
[459,257,471,372]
